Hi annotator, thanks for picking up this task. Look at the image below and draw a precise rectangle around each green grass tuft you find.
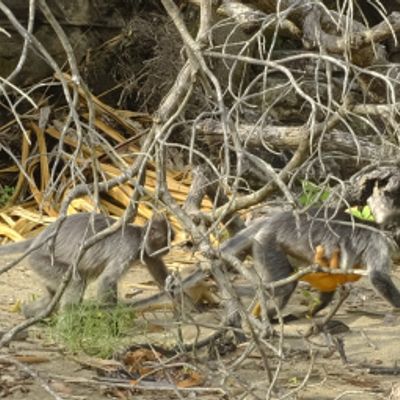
[0,185,14,207]
[49,301,136,358]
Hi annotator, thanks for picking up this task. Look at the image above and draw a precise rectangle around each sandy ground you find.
[1,254,400,400]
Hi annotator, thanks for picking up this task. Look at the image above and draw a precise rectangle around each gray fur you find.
[221,208,400,316]
[0,213,174,317]
[0,239,34,255]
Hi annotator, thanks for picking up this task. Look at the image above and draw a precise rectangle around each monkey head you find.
[367,180,400,226]
[350,166,400,225]
[144,215,175,257]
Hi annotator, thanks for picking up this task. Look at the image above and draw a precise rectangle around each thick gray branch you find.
[196,118,397,161]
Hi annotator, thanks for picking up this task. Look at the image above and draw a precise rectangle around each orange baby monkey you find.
[300,244,361,293]
[251,244,361,319]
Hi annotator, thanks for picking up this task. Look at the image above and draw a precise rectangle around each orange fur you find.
[302,244,361,292]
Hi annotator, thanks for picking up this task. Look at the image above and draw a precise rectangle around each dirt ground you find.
[1,253,400,400]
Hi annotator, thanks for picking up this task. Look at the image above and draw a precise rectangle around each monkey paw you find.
[305,319,350,337]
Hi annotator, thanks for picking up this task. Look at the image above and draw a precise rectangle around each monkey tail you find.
[0,239,34,255]
[220,218,266,255]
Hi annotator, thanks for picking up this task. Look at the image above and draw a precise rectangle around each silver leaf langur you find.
[0,213,174,318]
[221,208,400,319]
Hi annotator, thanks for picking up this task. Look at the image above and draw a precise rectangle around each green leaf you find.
[299,180,330,206]
[347,206,375,221]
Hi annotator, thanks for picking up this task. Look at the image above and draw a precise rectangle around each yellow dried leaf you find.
[13,219,38,236]
[10,206,55,224]
[9,130,31,204]
[0,213,16,227]
[0,223,25,242]
[9,299,22,313]
[31,122,50,192]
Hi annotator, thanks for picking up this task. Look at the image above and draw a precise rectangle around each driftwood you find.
[191,0,400,66]
[196,119,398,181]
[197,118,396,159]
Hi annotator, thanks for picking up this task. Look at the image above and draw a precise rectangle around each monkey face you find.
[144,215,175,257]
[367,183,400,226]
[355,168,400,222]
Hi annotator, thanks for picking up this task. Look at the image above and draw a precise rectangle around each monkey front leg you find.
[22,277,87,317]
[97,277,118,304]
[142,255,169,289]
[305,286,350,337]
[60,277,87,310]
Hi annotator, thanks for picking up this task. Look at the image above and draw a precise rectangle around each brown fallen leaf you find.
[123,349,160,376]
[14,354,50,364]
[176,371,205,388]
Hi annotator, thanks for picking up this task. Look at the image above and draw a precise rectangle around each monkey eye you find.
[386,190,400,200]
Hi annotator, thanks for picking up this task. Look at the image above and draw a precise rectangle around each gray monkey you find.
[221,208,400,318]
[0,213,174,317]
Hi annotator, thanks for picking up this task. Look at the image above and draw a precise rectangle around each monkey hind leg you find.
[60,277,86,311]
[24,277,86,317]
[23,254,67,318]
[28,255,86,313]
[97,275,118,305]
[253,239,297,319]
